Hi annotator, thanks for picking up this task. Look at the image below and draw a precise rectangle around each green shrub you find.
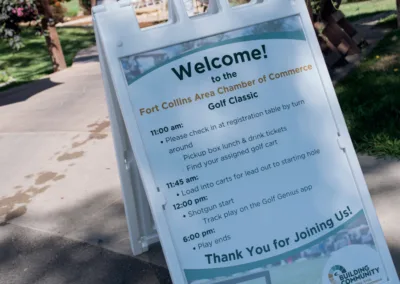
[0,71,10,83]
[79,0,92,15]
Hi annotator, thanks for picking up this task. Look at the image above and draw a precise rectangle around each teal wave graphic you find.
[125,30,306,85]
[184,210,364,282]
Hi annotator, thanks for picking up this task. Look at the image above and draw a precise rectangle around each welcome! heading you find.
[171,44,268,80]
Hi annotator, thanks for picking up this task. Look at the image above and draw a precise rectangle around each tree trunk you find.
[40,0,67,72]
[306,0,314,23]
[397,0,400,28]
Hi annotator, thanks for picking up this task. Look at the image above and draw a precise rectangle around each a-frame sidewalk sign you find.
[93,0,399,283]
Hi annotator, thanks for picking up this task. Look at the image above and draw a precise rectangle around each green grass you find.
[335,29,400,157]
[340,0,397,22]
[63,0,81,17]
[0,27,95,91]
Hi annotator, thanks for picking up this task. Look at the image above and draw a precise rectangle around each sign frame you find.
[96,33,159,255]
[93,0,399,283]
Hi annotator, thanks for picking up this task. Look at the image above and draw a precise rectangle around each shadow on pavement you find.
[0,189,171,283]
[0,157,398,282]
[0,78,62,107]
[348,11,396,23]
[359,155,399,176]
[73,55,99,64]
[0,223,172,284]
[73,46,99,65]
[389,244,400,276]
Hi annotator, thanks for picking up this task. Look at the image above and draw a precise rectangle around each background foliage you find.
[0,0,38,49]
[0,0,68,50]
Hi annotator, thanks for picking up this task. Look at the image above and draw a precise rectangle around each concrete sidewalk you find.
[0,59,399,283]
[0,60,169,283]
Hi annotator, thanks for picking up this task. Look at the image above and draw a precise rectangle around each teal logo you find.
[328,265,347,284]
[328,264,381,284]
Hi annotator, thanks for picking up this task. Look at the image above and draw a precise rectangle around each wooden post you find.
[40,0,67,72]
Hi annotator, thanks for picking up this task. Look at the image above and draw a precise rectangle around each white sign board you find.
[93,0,399,283]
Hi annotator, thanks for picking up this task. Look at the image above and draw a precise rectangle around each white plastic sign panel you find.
[93,0,399,283]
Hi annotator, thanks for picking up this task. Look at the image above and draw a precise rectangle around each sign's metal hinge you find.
[337,135,346,151]
[123,149,134,170]
[157,187,168,210]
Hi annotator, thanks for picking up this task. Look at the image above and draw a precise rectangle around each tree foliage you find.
[0,0,39,49]
[78,0,92,15]
[0,0,67,50]
[397,0,399,28]
[308,0,342,19]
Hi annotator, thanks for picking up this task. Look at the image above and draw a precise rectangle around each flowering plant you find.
[0,0,39,49]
